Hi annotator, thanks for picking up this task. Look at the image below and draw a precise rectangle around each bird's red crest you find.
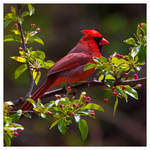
[80,29,102,38]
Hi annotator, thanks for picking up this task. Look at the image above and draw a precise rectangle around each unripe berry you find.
[36,27,40,32]
[137,84,142,88]
[113,92,117,96]
[103,99,108,103]
[59,104,63,109]
[14,131,19,136]
[133,74,139,79]
[72,103,77,107]
[122,86,126,90]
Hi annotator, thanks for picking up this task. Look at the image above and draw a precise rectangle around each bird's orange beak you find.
[101,38,109,46]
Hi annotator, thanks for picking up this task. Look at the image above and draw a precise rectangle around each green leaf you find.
[124,87,138,100]
[98,74,104,81]
[4,19,12,28]
[41,60,55,69]
[10,56,26,63]
[21,11,29,18]
[84,63,96,71]
[78,119,88,141]
[35,71,41,85]
[113,97,119,117]
[4,134,11,146]
[26,98,37,108]
[24,112,32,119]
[104,80,114,88]
[139,23,146,35]
[49,120,59,129]
[18,17,23,24]
[28,4,35,16]
[58,119,66,135]
[4,34,20,42]
[31,50,45,60]
[93,57,101,63]
[100,56,107,63]
[30,36,44,46]
[131,47,139,59]
[82,103,104,112]
[105,74,115,80]
[14,64,27,79]
[138,44,146,63]
[40,113,46,118]
[124,38,136,46]
[32,70,37,80]
[120,90,128,103]
[74,114,80,123]
[10,110,22,122]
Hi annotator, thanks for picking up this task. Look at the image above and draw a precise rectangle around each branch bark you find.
[42,77,146,99]
[17,4,35,98]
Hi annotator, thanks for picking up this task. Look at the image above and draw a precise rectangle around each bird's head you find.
[80,29,109,53]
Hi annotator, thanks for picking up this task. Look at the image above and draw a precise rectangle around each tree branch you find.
[42,77,146,99]
[17,4,35,98]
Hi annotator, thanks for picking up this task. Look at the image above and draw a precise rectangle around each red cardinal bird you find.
[20,29,109,111]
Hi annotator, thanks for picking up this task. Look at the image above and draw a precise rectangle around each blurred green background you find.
[4,4,146,146]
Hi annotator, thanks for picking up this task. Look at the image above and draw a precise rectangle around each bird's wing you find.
[47,52,91,77]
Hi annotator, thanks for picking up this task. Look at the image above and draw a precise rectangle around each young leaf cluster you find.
[4,102,24,146]
[84,23,146,116]
[25,90,104,141]
[4,5,55,84]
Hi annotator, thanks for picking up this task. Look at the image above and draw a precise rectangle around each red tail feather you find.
[20,76,62,111]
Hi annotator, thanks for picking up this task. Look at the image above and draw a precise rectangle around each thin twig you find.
[17,4,35,98]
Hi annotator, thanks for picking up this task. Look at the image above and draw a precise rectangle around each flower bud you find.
[112,86,115,90]
[113,92,117,96]
[91,110,95,116]
[71,112,75,116]
[103,99,108,103]
[17,128,22,132]
[133,74,139,79]
[123,73,128,77]
[14,131,19,136]
[72,103,77,107]
[59,104,63,109]
[31,24,36,27]
[137,84,142,88]
[36,27,40,32]
[122,86,126,90]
